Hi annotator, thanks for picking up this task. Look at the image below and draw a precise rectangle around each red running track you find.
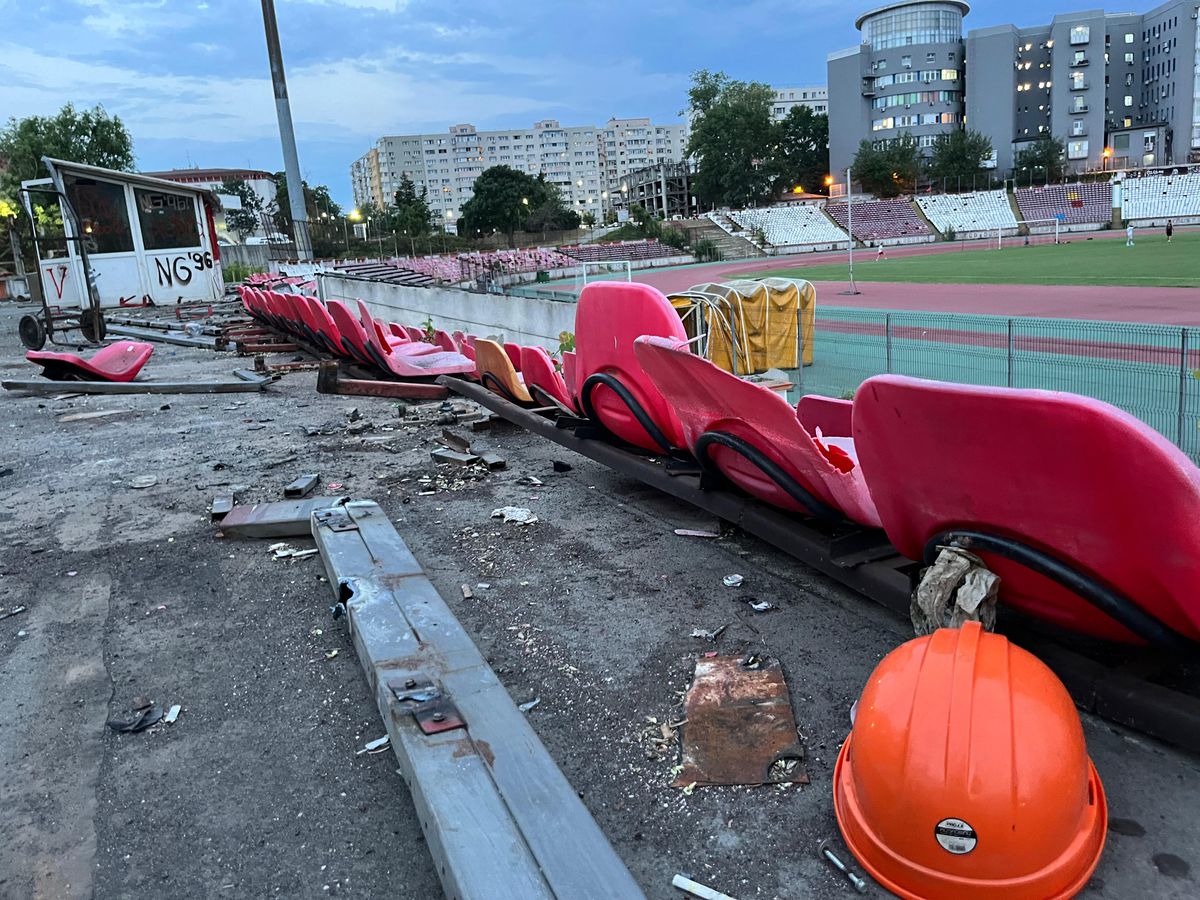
[615,230,1200,326]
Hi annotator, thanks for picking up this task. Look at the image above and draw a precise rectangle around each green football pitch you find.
[752,230,1199,288]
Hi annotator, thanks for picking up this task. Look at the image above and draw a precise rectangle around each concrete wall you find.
[220,243,275,271]
[317,274,576,350]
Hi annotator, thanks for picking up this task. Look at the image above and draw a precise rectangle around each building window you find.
[1067,140,1089,159]
[1124,94,1133,106]
[902,54,912,68]
[64,175,135,254]
[1071,119,1086,136]
[1070,25,1090,45]
[1124,51,1135,63]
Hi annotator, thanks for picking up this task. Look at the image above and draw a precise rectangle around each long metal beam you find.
[3,371,277,395]
[441,377,1200,755]
[310,500,644,899]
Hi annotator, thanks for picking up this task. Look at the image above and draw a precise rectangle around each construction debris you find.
[673,655,809,788]
[690,624,727,642]
[163,704,182,725]
[283,473,320,498]
[3,370,276,395]
[479,451,506,471]
[722,574,744,587]
[56,409,132,424]
[130,475,158,489]
[491,506,538,526]
[0,605,28,621]
[518,697,541,713]
[912,546,1000,635]
[671,873,738,900]
[108,698,164,733]
[269,542,319,560]
[675,529,720,539]
[210,493,235,522]
[431,448,480,467]
[356,735,391,756]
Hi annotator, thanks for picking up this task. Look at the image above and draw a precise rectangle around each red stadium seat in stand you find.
[633,336,880,526]
[27,341,155,382]
[573,282,686,453]
[853,374,1200,646]
[328,301,474,378]
[519,345,575,411]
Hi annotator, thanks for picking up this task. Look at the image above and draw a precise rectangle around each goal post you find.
[999,218,1062,248]
[575,259,632,288]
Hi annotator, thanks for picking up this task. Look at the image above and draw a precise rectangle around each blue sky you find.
[3,0,1119,206]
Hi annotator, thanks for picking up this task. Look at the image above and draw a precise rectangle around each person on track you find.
[876,243,886,261]
[1166,220,1174,243]
[1126,222,1135,247]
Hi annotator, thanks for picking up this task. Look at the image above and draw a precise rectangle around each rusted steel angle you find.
[2,371,276,395]
[311,500,644,900]
[316,360,450,400]
[440,377,1200,755]
[219,497,346,538]
[674,655,808,788]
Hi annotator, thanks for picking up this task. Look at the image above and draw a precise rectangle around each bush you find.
[692,237,721,262]
[943,226,957,242]
[223,261,263,283]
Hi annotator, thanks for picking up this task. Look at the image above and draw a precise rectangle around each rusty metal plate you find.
[673,655,809,787]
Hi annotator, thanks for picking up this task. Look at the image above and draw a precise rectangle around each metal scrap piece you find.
[673,655,808,788]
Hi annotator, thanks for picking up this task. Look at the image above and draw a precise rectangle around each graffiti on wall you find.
[154,250,214,288]
[45,264,69,300]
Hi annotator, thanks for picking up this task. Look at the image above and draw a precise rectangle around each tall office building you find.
[968,2,1200,174]
[828,1,970,183]
[351,116,689,231]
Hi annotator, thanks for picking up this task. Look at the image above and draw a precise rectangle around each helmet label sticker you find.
[935,818,978,854]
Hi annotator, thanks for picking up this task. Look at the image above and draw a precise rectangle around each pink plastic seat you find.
[353,302,438,357]
[520,345,575,411]
[328,300,474,378]
[853,375,1200,645]
[403,325,425,343]
[27,341,154,383]
[434,329,459,353]
[574,282,686,453]
[504,343,523,372]
[634,336,880,526]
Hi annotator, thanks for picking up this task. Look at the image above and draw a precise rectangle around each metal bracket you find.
[385,674,466,735]
[314,506,359,532]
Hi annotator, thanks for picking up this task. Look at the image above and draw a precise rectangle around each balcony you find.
[1070,57,1089,67]
[861,78,876,96]
[1072,103,1090,113]
[1070,80,1090,91]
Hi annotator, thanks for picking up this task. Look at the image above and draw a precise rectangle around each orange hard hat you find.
[834,622,1106,899]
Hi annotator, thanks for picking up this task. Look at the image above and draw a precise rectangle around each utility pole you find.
[260,0,312,260]
[841,167,859,295]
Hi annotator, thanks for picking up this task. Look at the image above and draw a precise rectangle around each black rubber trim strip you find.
[694,430,842,522]
[482,372,521,404]
[579,372,673,453]
[924,530,1194,651]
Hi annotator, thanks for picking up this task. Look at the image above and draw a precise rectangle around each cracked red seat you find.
[634,336,880,525]
[328,300,473,379]
[573,282,686,453]
[353,302,439,357]
[853,375,1200,646]
[27,340,154,383]
[520,345,575,411]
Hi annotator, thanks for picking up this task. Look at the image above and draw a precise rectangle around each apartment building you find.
[770,86,830,120]
[351,116,689,230]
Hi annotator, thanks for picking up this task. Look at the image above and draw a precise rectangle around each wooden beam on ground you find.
[311,500,644,900]
[315,360,449,400]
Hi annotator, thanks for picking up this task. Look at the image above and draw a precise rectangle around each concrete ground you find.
[1,299,1198,899]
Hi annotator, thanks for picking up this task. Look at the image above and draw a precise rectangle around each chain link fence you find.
[796,308,1200,462]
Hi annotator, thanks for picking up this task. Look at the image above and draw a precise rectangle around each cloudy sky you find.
[4,0,1113,205]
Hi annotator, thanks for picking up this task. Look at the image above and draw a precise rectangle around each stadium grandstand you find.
[824,198,933,243]
[916,189,1018,236]
[1014,183,1111,227]
[728,205,847,249]
[559,239,680,263]
[1121,170,1200,223]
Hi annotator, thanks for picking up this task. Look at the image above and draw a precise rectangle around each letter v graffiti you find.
[47,265,69,300]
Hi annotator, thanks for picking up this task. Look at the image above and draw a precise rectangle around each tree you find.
[0,103,134,200]
[458,166,540,248]
[219,178,265,239]
[1014,136,1066,183]
[523,178,580,236]
[852,134,921,198]
[927,129,994,184]
[271,173,341,235]
[771,106,829,195]
[387,174,434,238]
[684,70,778,208]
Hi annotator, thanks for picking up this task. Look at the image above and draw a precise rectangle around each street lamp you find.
[1102,146,1113,172]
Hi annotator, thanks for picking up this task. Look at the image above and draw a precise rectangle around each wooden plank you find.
[312,500,644,900]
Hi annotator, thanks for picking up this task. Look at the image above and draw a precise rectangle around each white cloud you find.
[293,0,409,10]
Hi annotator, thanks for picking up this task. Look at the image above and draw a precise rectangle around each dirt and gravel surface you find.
[1,299,1198,899]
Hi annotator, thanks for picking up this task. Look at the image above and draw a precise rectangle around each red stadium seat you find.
[634,336,881,525]
[519,345,575,411]
[853,375,1200,645]
[328,300,473,378]
[27,340,154,383]
[573,282,686,453]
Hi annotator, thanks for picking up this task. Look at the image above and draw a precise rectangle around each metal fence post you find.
[1006,318,1014,387]
[1178,327,1188,447]
[885,314,893,373]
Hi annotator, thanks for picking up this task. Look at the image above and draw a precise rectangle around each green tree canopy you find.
[272,173,341,235]
[927,129,994,183]
[851,134,922,198]
[684,70,778,208]
[523,178,580,235]
[1013,136,1066,183]
[458,165,541,247]
[0,103,134,200]
[219,178,265,239]
[386,174,434,237]
[771,106,830,195]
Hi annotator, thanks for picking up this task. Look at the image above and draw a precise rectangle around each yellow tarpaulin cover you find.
[668,278,814,373]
